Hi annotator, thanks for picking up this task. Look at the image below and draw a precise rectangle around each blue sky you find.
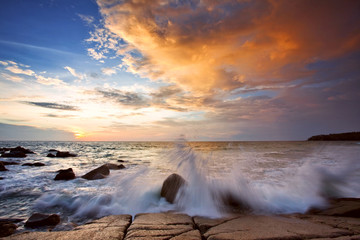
[0,0,359,141]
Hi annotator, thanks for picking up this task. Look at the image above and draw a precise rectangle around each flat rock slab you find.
[202,215,352,240]
[5,215,131,240]
[125,212,201,240]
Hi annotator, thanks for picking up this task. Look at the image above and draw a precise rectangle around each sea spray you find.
[3,140,357,228]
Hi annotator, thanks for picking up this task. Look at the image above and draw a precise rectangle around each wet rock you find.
[22,162,45,167]
[125,213,200,240]
[46,153,55,157]
[55,151,77,158]
[216,190,251,213]
[309,198,360,218]
[0,221,17,237]
[1,152,26,158]
[106,163,125,170]
[0,161,19,165]
[48,149,58,152]
[24,213,60,228]
[0,177,3,180]
[117,159,125,162]
[54,168,76,181]
[160,173,186,203]
[0,161,8,171]
[82,164,110,180]
[11,146,34,154]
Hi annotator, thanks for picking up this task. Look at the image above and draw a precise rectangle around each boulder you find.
[82,165,110,180]
[22,162,45,167]
[160,173,186,203]
[54,168,76,181]
[215,190,250,213]
[24,213,60,228]
[55,151,77,158]
[11,146,34,154]
[1,151,26,158]
[0,161,8,171]
[105,163,125,170]
[0,221,18,237]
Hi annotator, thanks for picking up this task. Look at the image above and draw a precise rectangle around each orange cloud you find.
[97,0,360,94]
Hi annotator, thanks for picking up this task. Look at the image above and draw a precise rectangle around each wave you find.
[33,140,360,223]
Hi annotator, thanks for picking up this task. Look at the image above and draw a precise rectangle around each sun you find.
[73,130,85,139]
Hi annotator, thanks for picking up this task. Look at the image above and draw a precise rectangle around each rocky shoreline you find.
[1,198,359,240]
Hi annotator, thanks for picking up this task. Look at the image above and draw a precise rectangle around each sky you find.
[0,0,359,141]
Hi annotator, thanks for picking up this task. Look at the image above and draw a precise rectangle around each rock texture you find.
[4,199,360,240]
[24,213,60,228]
[7,215,131,240]
[125,213,201,240]
[160,173,186,203]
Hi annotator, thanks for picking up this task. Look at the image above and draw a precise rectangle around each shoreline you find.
[3,198,360,240]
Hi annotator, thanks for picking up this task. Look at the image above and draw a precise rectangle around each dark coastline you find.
[308,131,360,141]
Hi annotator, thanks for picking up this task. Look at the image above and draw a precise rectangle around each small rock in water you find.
[22,162,45,167]
[0,221,18,237]
[105,163,125,170]
[55,151,77,158]
[47,153,56,157]
[1,151,27,158]
[82,164,110,180]
[25,213,60,228]
[54,168,76,180]
[0,161,8,171]
[160,173,186,203]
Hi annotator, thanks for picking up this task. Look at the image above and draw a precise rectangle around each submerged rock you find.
[82,164,110,180]
[160,173,186,203]
[105,163,125,170]
[1,151,26,158]
[25,213,60,228]
[22,162,45,167]
[0,161,8,171]
[55,151,77,158]
[0,221,18,237]
[54,168,76,181]
[46,153,56,158]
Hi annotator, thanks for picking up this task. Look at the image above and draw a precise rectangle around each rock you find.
[125,213,200,240]
[160,173,186,203]
[82,165,110,180]
[0,177,3,180]
[0,221,17,237]
[215,190,251,213]
[1,151,26,158]
[48,149,58,152]
[105,163,125,170]
[202,215,351,240]
[11,146,34,154]
[1,161,19,165]
[22,162,45,167]
[309,198,360,218]
[55,151,77,158]
[0,161,8,171]
[24,213,60,228]
[47,153,55,157]
[7,215,131,240]
[117,159,126,163]
[54,168,76,181]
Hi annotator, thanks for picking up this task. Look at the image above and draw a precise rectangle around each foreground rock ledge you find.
[5,211,360,240]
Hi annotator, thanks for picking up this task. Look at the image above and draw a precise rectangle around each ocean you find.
[1,141,359,230]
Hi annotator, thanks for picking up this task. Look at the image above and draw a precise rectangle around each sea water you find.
[0,141,359,229]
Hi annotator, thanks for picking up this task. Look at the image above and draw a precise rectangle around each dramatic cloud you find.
[24,101,79,111]
[97,0,360,93]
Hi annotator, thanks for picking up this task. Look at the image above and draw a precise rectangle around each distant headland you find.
[308,131,360,141]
